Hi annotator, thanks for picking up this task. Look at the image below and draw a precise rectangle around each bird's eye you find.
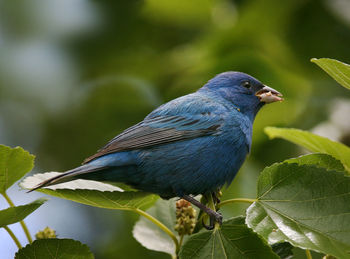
[242,81,251,89]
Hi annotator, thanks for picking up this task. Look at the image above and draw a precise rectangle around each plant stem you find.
[207,194,216,212]
[4,226,22,249]
[19,221,32,243]
[179,234,184,248]
[2,192,15,206]
[134,208,179,253]
[2,192,33,243]
[305,249,312,259]
[218,198,257,208]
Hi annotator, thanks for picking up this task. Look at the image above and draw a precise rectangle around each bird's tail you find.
[28,164,108,192]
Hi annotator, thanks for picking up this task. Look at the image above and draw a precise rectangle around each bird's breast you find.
[136,123,250,197]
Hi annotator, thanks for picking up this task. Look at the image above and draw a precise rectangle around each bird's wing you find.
[83,114,222,164]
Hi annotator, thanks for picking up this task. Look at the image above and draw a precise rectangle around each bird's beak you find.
[255,85,283,103]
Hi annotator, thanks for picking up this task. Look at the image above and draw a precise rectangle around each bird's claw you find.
[202,211,223,230]
[202,217,214,230]
[203,223,214,230]
[214,211,223,225]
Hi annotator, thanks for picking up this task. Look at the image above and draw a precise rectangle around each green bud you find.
[35,227,57,239]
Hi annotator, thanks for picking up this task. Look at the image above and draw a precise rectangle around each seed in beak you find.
[256,86,283,103]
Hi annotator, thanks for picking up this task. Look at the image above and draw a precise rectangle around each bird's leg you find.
[182,194,222,230]
[212,191,221,206]
[213,188,223,207]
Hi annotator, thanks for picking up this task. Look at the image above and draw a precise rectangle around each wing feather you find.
[83,115,221,164]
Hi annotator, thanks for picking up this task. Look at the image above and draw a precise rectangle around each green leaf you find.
[311,58,350,90]
[37,188,157,211]
[15,238,94,259]
[271,242,293,259]
[20,172,158,211]
[285,153,345,172]
[246,162,350,258]
[179,216,279,259]
[0,145,34,193]
[265,127,350,172]
[133,199,178,256]
[0,198,47,228]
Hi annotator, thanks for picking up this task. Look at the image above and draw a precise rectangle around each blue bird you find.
[32,71,282,227]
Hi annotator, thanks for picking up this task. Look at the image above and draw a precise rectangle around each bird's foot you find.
[214,211,223,224]
[202,211,222,230]
[202,216,214,230]
[182,194,223,230]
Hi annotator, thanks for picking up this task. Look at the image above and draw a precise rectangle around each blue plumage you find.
[34,71,282,201]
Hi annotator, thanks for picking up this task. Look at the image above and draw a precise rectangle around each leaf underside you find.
[20,172,158,211]
[311,58,350,90]
[0,198,47,228]
[133,199,179,256]
[37,188,158,211]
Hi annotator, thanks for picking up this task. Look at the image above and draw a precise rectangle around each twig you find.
[4,226,22,249]
[218,198,257,208]
[2,192,33,243]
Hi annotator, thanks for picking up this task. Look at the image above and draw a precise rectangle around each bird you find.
[31,71,283,228]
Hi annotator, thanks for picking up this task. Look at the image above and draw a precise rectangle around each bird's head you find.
[200,71,283,119]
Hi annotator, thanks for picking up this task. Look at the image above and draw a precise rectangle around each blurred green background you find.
[1,0,350,258]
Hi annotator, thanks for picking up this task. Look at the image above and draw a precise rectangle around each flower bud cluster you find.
[175,199,196,235]
[35,227,57,239]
